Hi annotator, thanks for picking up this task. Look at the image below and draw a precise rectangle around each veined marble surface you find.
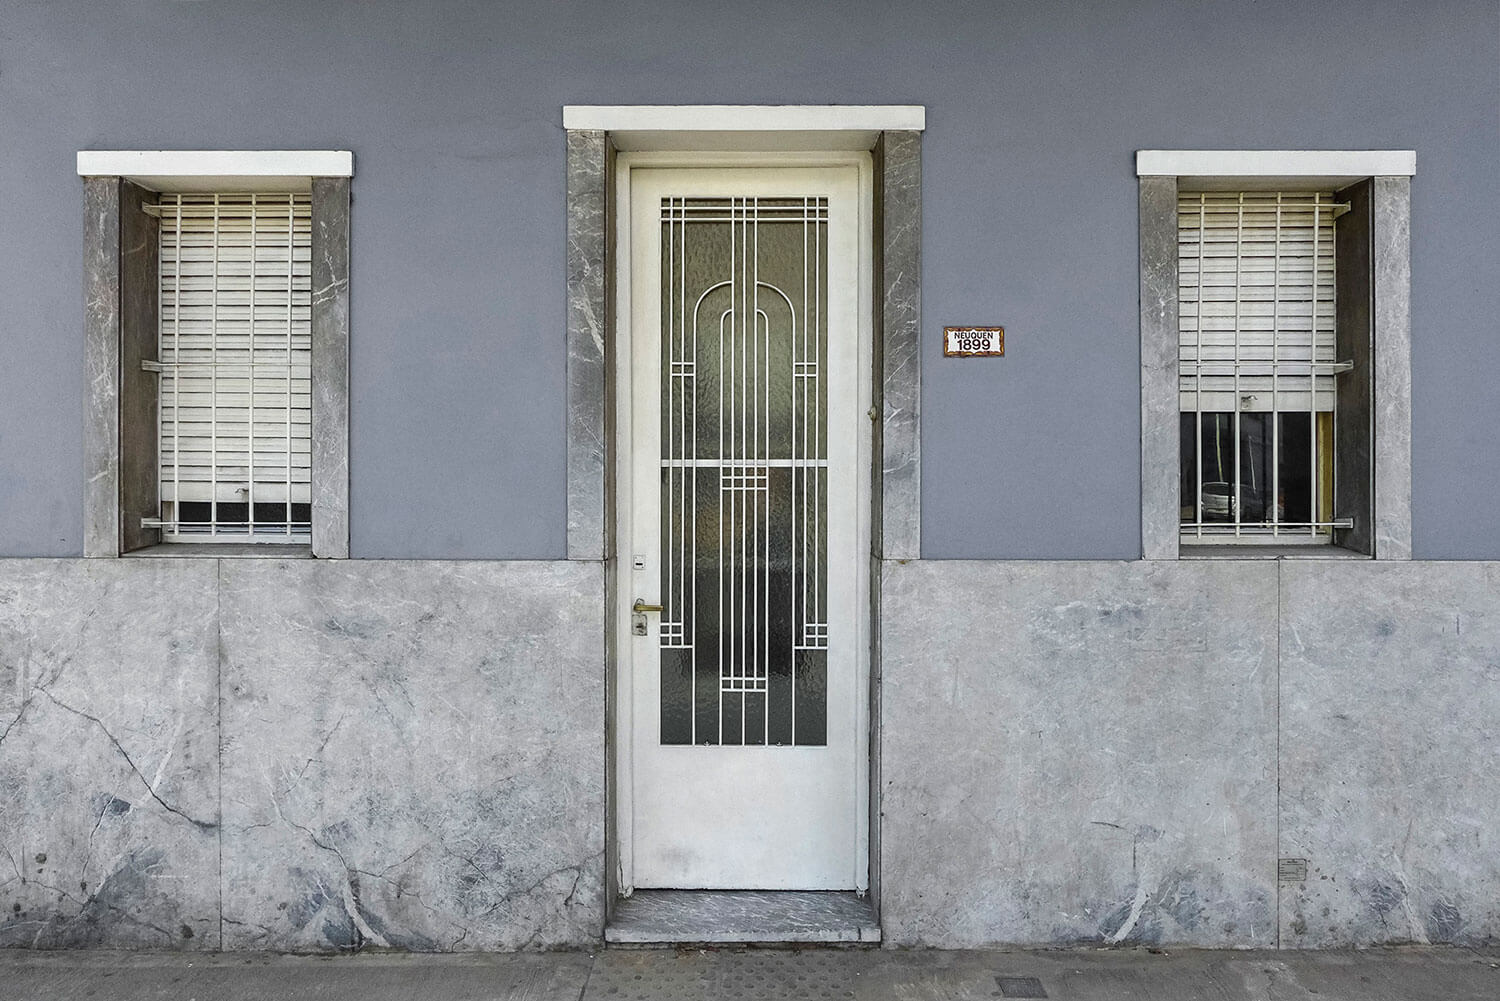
[879,131,922,562]
[565,129,608,561]
[1137,176,1180,561]
[607,890,878,944]
[3,556,1498,952]
[218,559,605,950]
[1371,177,1413,560]
[0,557,605,952]
[81,179,121,558]
[880,559,1279,948]
[0,560,221,947]
[309,178,352,560]
[1279,561,1500,946]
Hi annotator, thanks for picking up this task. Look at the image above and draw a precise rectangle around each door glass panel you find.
[660,197,829,746]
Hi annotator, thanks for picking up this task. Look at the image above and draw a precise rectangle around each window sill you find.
[1178,544,1371,561]
[123,543,314,560]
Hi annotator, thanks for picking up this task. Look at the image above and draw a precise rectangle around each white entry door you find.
[619,162,870,891]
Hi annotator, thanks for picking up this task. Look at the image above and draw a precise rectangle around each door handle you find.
[631,598,663,636]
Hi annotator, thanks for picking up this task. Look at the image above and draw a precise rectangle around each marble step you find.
[605,890,880,945]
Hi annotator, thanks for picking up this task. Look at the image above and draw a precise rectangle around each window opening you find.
[1177,191,1348,543]
[149,193,312,541]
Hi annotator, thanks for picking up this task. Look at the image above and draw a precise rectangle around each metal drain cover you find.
[997,975,1048,998]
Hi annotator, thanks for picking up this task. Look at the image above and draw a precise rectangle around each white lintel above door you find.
[561,105,925,151]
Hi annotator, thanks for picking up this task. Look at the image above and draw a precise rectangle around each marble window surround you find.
[563,109,923,562]
[1137,151,1414,561]
[80,153,352,559]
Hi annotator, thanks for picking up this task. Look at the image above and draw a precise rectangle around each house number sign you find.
[944,326,1004,357]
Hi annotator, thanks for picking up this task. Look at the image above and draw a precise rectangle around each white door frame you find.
[612,149,874,894]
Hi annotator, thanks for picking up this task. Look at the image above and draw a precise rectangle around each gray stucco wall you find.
[880,559,1500,949]
[1,0,1495,559]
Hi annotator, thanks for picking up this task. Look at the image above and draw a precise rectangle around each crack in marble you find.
[2,853,178,948]
[266,795,405,950]
[33,688,216,831]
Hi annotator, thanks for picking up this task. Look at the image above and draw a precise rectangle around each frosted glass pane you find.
[659,197,828,747]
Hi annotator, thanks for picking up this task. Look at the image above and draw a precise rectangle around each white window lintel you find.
[1137,149,1415,182]
[77,150,353,193]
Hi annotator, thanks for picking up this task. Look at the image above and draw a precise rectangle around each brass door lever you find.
[632,599,664,614]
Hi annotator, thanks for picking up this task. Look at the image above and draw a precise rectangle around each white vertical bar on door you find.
[744,198,750,735]
[792,197,804,745]
[798,205,807,643]
[735,197,741,701]
[815,205,822,626]
[750,201,762,729]
[680,202,687,654]
[687,204,690,654]
[758,202,769,706]
[672,200,678,639]
[744,198,750,705]
[759,213,768,698]
[678,201,684,645]
[733,199,740,701]
[807,206,815,641]
[719,202,728,738]
[685,200,698,744]
[751,198,760,717]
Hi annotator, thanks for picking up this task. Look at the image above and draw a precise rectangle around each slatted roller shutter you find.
[156,193,312,540]
[1178,192,1338,413]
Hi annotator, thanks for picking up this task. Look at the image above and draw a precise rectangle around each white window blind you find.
[1178,191,1339,414]
[156,193,312,541]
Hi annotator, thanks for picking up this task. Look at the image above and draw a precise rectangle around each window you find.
[78,151,351,557]
[1136,151,1414,560]
[153,193,313,541]
[1177,191,1340,544]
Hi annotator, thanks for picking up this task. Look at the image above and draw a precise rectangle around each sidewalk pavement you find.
[1,945,1496,1000]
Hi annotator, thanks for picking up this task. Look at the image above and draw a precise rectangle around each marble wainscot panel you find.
[219,560,605,951]
[0,560,220,948]
[880,560,1278,948]
[1279,561,1500,946]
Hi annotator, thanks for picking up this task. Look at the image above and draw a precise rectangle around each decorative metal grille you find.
[155,193,312,541]
[659,197,829,746]
[1177,191,1340,542]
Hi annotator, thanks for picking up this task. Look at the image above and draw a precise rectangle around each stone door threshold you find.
[605,890,880,945]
